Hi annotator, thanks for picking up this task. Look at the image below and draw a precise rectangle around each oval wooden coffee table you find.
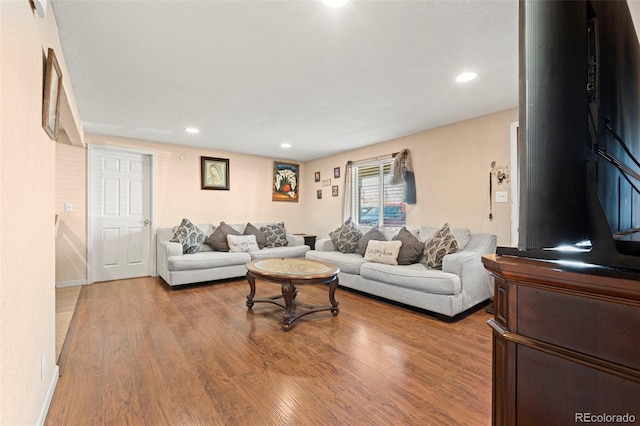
[245,258,340,331]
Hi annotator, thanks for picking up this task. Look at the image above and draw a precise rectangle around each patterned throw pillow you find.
[170,218,205,254]
[205,222,241,252]
[357,226,386,255]
[364,240,403,265]
[393,226,424,265]
[422,223,460,269]
[227,234,260,252]
[260,222,289,248]
[244,222,267,249]
[329,218,363,254]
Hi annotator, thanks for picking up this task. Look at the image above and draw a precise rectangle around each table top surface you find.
[247,258,339,279]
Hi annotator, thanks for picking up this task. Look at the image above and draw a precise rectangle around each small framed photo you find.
[42,48,63,141]
[334,167,340,178]
[201,157,230,190]
[332,185,339,197]
[314,171,321,182]
[317,189,323,199]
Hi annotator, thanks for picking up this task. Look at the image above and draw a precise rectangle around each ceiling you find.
[52,0,640,162]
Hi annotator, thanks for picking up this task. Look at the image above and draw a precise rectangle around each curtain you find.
[342,161,353,221]
[391,149,417,204]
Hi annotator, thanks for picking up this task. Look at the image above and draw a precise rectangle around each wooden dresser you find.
[482,255,640,425]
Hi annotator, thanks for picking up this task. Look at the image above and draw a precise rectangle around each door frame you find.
[87,144,157,284]
[510,121,519,247]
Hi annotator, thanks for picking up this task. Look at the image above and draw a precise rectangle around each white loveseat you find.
[157,223,310,287]
[305,226,496,320]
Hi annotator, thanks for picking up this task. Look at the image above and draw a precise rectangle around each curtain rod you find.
[349,151,399,165]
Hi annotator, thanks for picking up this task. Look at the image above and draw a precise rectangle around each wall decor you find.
[314,171,321,182]
[317,189,323,199]
[332,185,339,197]
[201,156,230,190]
[42,48,62,141]
[322,179,331,187]
[334,167,340,178]
[273,161,300,202]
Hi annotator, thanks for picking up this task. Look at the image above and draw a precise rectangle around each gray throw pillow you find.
[357,226,386,255]
[329,218,363,254]
[244,222,267,249]
[393,226,424,265]
[260,222,288,248]
[205,221,241,252]
[422,223,460,269]
[170,218,205,254]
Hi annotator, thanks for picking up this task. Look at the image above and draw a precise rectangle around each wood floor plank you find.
[46,276,492,425]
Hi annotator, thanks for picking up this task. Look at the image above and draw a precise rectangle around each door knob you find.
[144,219,150,225]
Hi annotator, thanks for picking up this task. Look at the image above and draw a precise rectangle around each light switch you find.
[495,191,508,203]
[64,203,73,212]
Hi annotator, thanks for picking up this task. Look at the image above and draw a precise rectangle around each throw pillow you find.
[364,240,403,265]
[227,234,259,252]
[422,223,460,269]
[205,221,241,252]
[244,222,267,249]
[260,222,289,247]
[393,226,424,265]
[170,218,205,254]
[357,226,386,254]
[329,218,363,253]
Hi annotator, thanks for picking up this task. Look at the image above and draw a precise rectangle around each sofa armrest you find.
[314,238,337,251]
[442,233,497,293]
[156,240,183,280]
[287,234,304,246]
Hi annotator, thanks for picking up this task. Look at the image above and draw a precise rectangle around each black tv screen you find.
[517,0,640,270]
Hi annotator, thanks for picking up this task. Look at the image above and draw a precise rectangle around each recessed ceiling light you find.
[280,143,291,148]
[322,0,349,8]
[185,127,200,134]
[456,72,477,83]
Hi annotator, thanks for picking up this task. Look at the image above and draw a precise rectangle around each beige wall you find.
[85,133,307,230]
[0,1,82,424]
[302,109,518,246]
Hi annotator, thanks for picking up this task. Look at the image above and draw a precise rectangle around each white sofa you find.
[305,226,497,320]
[157,223,310,287]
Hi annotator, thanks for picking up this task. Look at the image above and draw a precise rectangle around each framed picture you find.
[334,167,341,178]
[317,189,323,199]
[42,48,63,141]
[273,161,300,202]
[201,157,230,190]
[314,171,321,182]
[332,185,339,197]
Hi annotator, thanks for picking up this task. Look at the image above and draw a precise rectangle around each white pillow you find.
[227,234,259,252]
[364,240,403,265]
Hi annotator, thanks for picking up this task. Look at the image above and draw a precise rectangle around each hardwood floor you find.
[47,276,492,425]
[55,285,82,362]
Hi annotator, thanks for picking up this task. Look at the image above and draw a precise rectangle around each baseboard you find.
[37,364,59,426]
[56,279,87,288]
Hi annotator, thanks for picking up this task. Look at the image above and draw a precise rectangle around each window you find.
[351,159,406,228]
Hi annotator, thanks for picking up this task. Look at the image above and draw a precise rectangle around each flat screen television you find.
[510,0,640,273]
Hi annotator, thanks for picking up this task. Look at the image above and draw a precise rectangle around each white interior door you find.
[89,146,153,282]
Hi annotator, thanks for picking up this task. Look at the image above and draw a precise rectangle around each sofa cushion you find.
[167,251,250,271]
[305,250,367,275]
[329,218,363,253]
[249,245,309,260]
[260,222,289,248]
[244,222,267,249]
[393,227,424,265]
[419,225,471,251]
[360,262,461,295]
[205,222,241,252]
[357,226,386,254]
[170,218,206,254]
[422,223,460,269]
[227,234,259,252]
[364,240,403,265]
